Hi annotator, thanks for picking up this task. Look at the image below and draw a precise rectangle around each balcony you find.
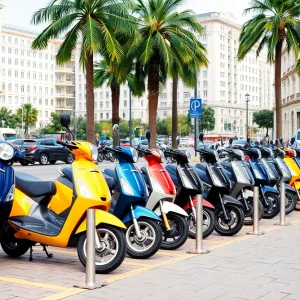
[55,66,75,74]
[290,94,295,100]
[55,80,75,86]
[55,92,75,98]
[56,106,74,111]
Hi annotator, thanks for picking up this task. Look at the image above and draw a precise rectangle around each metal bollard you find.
[187,194,210,255]
[247,186,264,235]
[74,209,107,289]
[274,184,290,226]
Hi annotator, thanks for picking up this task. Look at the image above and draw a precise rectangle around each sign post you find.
[190,97,202,162]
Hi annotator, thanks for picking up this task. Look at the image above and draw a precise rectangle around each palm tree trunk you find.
[85,53,95,144]
[111,83,120,148]
[275,41,283,139]
[172,76,178,149]
[148,56,160,148]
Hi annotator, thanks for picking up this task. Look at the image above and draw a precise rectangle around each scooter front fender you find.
[122,205,162,224]
[154,201,188,217]
[262,185,279,195]
[182,196,215,210]
[282,183,297,194]
[75,210,126,234]
[222,195,244,208]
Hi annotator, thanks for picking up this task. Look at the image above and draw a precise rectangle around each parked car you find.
[23,138,74,165]
[10,139,36,150]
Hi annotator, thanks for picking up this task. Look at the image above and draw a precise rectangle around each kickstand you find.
[42,245,53,258]
[29,246,33,262]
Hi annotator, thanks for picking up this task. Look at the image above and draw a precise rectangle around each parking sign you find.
[190,98,202,119]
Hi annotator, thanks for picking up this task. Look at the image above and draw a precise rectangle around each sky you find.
[1,0,251,31]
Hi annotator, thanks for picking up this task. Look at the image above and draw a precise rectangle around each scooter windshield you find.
[231,161,254,185]
[207,162,230,188]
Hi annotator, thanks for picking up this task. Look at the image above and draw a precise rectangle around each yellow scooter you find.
[1,114,127,274]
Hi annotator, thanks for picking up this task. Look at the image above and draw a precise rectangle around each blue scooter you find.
[0,140,28,239]
[238,146,280,219]
[104,145,162,259]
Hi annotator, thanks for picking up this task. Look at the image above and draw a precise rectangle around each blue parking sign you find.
[190,98,202,119]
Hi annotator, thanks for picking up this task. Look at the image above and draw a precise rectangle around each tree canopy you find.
[253,109,273,137]
[199,106,215,133]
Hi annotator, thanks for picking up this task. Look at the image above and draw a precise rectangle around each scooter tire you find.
[214,205,245,236]
[262,192,280,219]
[97,152,104,162]
[244,197,264,226]
[126,218,162,259]
[77,224,126,274]
[0,239,31,257]
[285,190,297,215]
[187,208,215,239]
[160,213,189,250]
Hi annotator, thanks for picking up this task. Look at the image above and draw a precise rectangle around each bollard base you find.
[273,222,291,226]
[74,280,107,290]
[247,231,265,236]
[187,249,210,255]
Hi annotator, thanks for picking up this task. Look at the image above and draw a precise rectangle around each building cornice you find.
[282,65,297,81]
[199,18,241,31]
[282,93,300,108]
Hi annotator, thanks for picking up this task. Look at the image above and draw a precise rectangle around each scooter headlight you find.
[90,144,98,161]
[78,179,93,198]
[120,178,134,195]
[0,142,14,161]
[5,184,15,202]
[159,150,165,163]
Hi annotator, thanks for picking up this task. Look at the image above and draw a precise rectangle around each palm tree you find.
[94,56,145,147]
[130,0,208,147]
[31,0,135,144]
[17,104,38,136]
[238,0,300,139]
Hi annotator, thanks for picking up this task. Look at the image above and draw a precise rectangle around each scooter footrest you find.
[9,216,60,236]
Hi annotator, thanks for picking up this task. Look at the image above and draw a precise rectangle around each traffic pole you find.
[247,186,264,235]
[187,194,210,255]
[274,184,291,226]
[74,209,107,289]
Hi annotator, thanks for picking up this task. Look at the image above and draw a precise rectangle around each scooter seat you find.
[103,174,115,191]
[103,169,117,181]
[61,167,73,182]
[15,172,56,198]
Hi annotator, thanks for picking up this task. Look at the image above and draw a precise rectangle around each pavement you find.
[0,156,299,299]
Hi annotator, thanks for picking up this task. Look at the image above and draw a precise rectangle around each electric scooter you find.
[137,139,189,250]
[103,126,162,259]
[1,114,127,274]
[194,133,245,236]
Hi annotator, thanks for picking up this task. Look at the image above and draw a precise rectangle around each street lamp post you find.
[245,93,250,141]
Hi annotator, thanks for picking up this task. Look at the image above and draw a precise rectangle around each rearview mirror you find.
[60,114,70,129]
[145,130,151,143]
[291,137,295,145]
[199,132,204,142]
[229,138,233,145]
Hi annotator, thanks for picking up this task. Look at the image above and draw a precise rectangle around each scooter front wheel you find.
[160,213,189,250]
[285,190,297,214]
[1,239,31,257]
[214,205,244,236]
[187,208,215,239]
[262,192,280,219]
[244,197,264,226]
[126,217,162,259]
[77,224,126,274]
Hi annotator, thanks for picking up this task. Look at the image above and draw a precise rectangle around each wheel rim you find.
[67,154,73,163]
[83,228,119,266]
[188,210,211,234]
[162,214,183,245]
[126,221,156,252]
[3,240,22,249]
[285,192,294,211]
[264,195,278,215]
[244,200,254,221]
[217,208,239,230]
[41,155,48,164]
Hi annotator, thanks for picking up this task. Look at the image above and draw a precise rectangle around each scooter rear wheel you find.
[126,218,162,259]
[160,213,189,250]
[1,239,31,257]
[187,208,215,239]
[244,197,264,226]
[77,224,126,274]
[285,190,297,215]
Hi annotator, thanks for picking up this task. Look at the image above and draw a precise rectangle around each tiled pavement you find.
[1,212,300,300]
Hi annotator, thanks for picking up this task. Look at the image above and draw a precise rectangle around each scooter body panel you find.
[261,185,279,195]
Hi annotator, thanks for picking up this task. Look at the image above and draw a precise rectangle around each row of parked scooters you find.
[0,114,299,275]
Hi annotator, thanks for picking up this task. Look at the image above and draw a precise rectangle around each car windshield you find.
[23,141,35,147]
[3,134,17,141]
[233,140,245,145]
[297,132,300,140]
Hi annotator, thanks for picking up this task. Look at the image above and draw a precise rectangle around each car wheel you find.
[39,154,49,165]
[65,153,74,164]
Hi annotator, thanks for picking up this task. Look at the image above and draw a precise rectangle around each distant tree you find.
[0,107,21,128]
[157,119,168,136]
[43,113,63,134]
[199,106,215,133]
[253,109,273,137]
[165,115,191,136]
[17,104,38,136]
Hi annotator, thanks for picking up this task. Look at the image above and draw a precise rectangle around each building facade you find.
[281,46,300,139]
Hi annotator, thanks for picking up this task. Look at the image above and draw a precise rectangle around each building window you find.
[184,92,190,98]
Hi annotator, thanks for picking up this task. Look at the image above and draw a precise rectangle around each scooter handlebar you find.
[56,140,78,150]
